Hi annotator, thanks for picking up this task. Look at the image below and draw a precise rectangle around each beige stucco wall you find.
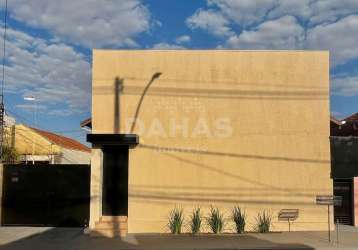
[89,148,103,229]
[91,50,332,232]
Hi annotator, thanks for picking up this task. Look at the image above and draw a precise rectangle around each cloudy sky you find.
[1,0,357,143]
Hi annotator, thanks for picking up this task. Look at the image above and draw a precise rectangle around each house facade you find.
[331,113,358,226]
[88,50,331,236]
[6,124,90,164]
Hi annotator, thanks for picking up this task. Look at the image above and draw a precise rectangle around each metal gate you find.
[1,164,90,227]
[333,179,353,225]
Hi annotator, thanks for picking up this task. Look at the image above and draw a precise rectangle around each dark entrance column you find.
[87,134,139,217]
[102,146,128,216]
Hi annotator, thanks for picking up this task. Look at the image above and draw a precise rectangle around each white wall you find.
[60,148,90,164]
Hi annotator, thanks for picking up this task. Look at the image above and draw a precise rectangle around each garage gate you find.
[1,164,90,227]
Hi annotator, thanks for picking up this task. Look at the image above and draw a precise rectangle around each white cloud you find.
[206,0,358,26]
[175,35,191,44]
[1,26,91,116]
[208,0,277,26]
[266,0,312,21]
[186,1,358,67]
[152,42,184,49]
[2,0,153,48]
[186,9,233,37]
[306,15,358,66]
[47,109,79,117]
[226,16,304,49]
[16,103,47,112]
[308,0,358,25]
[331,75,358,97]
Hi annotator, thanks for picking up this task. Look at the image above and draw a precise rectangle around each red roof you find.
[331,113,358,137]
[330,116,341,126]
[80,118,92,129]
[31,127,90,153]
[343,113,358,122]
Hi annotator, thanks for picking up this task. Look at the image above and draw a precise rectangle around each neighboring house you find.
[6,124,90,164]
[331,113,358,136]
[330,113,358,226]
[330,116,342,133]
[80,118,92,130]
[87,50,331,236]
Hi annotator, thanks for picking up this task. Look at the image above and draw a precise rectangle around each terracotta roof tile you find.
[80,118,92,129]
[31,127,90,153]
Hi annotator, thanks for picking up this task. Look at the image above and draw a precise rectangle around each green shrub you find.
[168,207,184,234]
[232,206,246,233]
[255,211,272,233]
[189,208,202,234]
[207,206,225,234]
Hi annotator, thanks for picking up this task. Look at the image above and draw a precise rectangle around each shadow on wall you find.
[0,228,316,250]
[129,72,162,133]
[99,74,329,221]
[128,145,330,207]
[112,73,162,134]
[122,86,328,100]
[123,75,327,90]
[114,77,123,134]
[93,77,328,101]
[92,70,329,101]
[139,144,329,164]
[128,155,329,207]
[164,153,326,191]
[131,144,329,199]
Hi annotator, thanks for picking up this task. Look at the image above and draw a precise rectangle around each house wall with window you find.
[90,50,331,232]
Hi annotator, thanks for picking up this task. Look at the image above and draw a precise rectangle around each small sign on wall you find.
[316,195,342,206]
[315,194,342,242]
[11,176,19,183]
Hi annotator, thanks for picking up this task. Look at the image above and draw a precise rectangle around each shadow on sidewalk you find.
[0,228,316,250]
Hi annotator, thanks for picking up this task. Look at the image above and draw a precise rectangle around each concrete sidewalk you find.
[0,226,357,250]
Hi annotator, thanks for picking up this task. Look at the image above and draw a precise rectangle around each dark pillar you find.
[102,146,128,216]
[87,134,139,217]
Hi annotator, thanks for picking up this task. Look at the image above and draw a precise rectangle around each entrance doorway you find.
[334,179,353,225]
[102,146,128,216]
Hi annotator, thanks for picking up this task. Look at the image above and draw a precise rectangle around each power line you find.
[6,108,36,126]
[6,108,87,134]
[5,110,88,147]
[1,0,7,100]
[1,0,7,95]
[0,0,8,161]
[47,129,87,134]
[13,127,87,145]
[5,126,77,164]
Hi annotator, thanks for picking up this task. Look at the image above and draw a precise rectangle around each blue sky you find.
[1,0,358,144]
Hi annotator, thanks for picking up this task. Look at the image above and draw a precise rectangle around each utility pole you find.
[0,0,8,162]
[0,98,4,162]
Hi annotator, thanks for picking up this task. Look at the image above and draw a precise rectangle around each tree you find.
[1,145,19,163]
